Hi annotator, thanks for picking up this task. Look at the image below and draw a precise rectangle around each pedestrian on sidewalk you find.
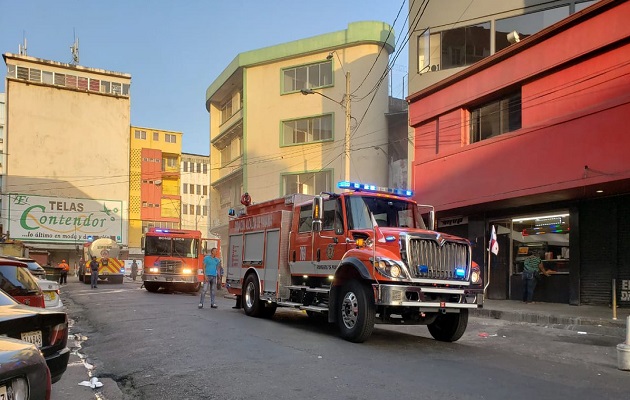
[89,256,100,289]
[58,259,69,285]
[522,250,549,303]
[199,248,220,309]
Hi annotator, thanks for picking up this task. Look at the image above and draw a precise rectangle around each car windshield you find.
[346,195,425,229]
[145,236,198,258]
[0,265,41,296]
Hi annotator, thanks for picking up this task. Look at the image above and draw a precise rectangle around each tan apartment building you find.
[128,126,182,257]
[2,53,130,266]
[205,21,396,254]
[180,153,210,236]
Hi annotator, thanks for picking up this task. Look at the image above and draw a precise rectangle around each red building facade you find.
[408,0,630,305]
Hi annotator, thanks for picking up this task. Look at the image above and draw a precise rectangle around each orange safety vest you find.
[59,262,70,272]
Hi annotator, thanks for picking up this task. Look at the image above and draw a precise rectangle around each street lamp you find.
[301,53,351,182]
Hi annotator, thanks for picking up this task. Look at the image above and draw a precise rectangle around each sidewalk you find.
[475,299,630,336]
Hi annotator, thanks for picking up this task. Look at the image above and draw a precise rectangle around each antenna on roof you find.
[18,32,27,56]
[70,29,80,65]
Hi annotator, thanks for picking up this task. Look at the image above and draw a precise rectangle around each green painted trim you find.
[279,112,335,147]
[242,68,248,193]
[278,168,335,197]
[206,21,395,110]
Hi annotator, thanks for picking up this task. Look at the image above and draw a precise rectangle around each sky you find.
[0,0,409,155]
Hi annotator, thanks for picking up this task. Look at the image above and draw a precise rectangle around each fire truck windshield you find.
[346,196,426,230]
[145,236,199,258]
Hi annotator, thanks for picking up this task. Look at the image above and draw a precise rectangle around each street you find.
[55,277,630,400]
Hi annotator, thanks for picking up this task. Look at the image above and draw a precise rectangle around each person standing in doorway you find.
[58,259,69,285]
[522,250,550,303]
[198,248,220,309]
[89,256,100,289]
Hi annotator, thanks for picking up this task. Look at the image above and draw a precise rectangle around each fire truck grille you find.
[403,238,469,280]
[159,260,184,274]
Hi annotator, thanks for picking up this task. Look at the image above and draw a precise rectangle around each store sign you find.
[438,216,468,228]
[621,280,630,301]
[7,194,123,243]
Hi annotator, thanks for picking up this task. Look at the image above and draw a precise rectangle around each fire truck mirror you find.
[312,220,323,233]
[312,197,324,224]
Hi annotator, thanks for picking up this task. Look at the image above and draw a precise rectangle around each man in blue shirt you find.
[199,248,221,309]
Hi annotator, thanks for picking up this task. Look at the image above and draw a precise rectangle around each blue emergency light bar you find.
[337,181,413,197]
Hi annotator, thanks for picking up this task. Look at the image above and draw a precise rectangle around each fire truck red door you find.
[313,197,347,274]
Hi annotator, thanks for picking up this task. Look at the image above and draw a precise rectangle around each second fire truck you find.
[226,181,483,343]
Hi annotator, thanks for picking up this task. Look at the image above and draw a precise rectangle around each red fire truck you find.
[226,181,483,343]
[142,228,220,293]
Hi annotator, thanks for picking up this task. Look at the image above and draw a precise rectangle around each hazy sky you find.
[0,0,409,155]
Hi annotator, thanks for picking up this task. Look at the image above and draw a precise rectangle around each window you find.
[6,65,16,78]
[298,205,313,233]
[283,61,333,93]
[54,72,65,86]
[134,130,146,140]
[78,77,88,90]
[163,156,177,170]
[42,71,53,84]
[470,91,522,143]
[183,183,188,194]
[323,198,343,232]
[153,132,159,141]
[17,67,28,80]
[196,185,201,194]
[282,114,333,145]
[196,205,201,215]
[189,205,194,214]
[495,6,569,52]
[282,170,332,196]
[101,81,111,93]
[183,161,188,172]
[203,206,208,216]
[29,68,41,82]
[203,185,208,196]
[112,82,122,95]
[220,137,242,167]
[165,134,177,143]
[197,163,201,173]
[190,185,195,195]
[66,75,77,88]
[220,90,242,124]
[419,23,490,72]
[203,163,208,174]
[183,204,188,215]
[89,78,100,91]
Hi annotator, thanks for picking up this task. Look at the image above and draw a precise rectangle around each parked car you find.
[0,256,47,279]
[0,290,70,383]
[37,278,64,310]
[0,337,50,399]
[0,259,45,308]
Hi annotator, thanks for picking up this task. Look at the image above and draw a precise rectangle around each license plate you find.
[44,291,56,301]
[0,385,7,400]
[21,330,43,348]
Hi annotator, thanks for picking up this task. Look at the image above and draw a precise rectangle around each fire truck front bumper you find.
[373,283,483,310]
[142,274,199,284]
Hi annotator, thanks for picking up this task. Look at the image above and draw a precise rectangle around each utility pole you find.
[344,71,351,182]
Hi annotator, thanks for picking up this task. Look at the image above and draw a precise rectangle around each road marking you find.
[71,289,135,296]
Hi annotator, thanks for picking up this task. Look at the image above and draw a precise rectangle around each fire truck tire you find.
[112,276,124,284]
[427,309,469,342]
[243,274,262,317]
[337,280,375,343]
[83,277,90,284]
[144,282,160,293]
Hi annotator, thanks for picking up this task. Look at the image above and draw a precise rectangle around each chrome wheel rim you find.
[341,292,359,329]
[245,281,255,309]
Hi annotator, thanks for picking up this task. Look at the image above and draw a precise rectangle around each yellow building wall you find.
[244,44,390,201]
[128,126,182,250]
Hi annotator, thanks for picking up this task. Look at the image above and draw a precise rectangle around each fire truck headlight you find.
[182,268,193,274]
[374,258,407,279]
[149,267,159,273]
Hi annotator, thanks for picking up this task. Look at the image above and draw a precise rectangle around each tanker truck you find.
[79,237,125,284]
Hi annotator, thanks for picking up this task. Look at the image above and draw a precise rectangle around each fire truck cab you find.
[226,182,483,343]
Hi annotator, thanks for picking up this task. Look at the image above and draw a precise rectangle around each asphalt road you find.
[54,277,630,400]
